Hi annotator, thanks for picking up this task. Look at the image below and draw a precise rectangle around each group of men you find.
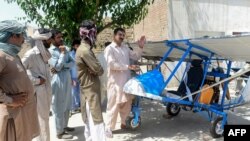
[0,19,145,141]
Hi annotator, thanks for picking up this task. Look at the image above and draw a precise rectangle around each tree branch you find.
[97,21,114,34]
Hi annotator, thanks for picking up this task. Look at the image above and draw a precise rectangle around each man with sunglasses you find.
[104,27,145,138]
[0,20,39,141]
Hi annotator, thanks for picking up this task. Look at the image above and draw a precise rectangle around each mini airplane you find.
[124,35,250,138]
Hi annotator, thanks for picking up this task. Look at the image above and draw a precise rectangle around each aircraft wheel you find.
[210,117,226,138]
[126,116,141,130]
[166,103,181,116]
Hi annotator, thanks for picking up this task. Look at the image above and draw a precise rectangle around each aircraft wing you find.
[190,35,250,61]
[130,35,250,61]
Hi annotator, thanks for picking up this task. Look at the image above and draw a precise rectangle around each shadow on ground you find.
[108,98,250,141]
[50,94,250,141]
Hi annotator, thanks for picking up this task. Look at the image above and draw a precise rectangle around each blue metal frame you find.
[131,96,141,126]
[156,46,174,69]
[206,72,228,78]
[156,40,242,109]
[194,53,214,102]
[129,38,244,133]
[162,44,192,91]
[161,40,215,90]
[220,61,232,108]
[167,42,208,59]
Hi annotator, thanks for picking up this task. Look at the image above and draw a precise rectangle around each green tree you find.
[6,0,154,42]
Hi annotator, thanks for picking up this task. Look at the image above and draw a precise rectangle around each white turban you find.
[32,30,52,40]
[31,30,52,63]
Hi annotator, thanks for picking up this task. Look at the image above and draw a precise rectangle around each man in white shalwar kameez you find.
[104,27,145,137]
[22,28,52,141]
[48,29,75,139]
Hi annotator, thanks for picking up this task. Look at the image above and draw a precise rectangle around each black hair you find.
[14,34,21,37]
[72,39,81,47]
[38,28,50,34]
[129,46,133,51]
[104,41,111,48]
[71,39,81,51]
[51,29,61,39]
[114,27,125,35]
[80,20,95,29]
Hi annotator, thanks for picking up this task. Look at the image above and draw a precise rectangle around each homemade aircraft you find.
[124,35,250,138]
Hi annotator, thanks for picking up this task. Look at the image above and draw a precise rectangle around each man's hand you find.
[59,46,66,54]
[87,68,96,75]
[6,93,28,109]
[128,65,140,71]
[137,36,146,49]
[39,77,46,85]
[51,68,57,74]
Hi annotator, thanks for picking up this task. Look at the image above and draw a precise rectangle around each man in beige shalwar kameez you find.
[104,27,145,138]
[76,20,106,141]
[0,20,39,141]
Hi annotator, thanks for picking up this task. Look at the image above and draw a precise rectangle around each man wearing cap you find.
[76,20,106,141]
[0,20,39,141]
[22,28,52,141]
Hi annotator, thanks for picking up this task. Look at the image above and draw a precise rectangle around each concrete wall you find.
[168,0,250,39]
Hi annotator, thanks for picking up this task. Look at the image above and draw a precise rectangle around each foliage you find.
[6,0,154,42]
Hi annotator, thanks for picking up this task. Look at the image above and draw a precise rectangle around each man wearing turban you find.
[22,28,52,141]
[0,20,39,141]
[76,20,106,141]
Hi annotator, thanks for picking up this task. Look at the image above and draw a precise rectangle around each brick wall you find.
[97,0,169,44]
[96,27,134,49]
[133,1,181,88]
[133,0,168,41]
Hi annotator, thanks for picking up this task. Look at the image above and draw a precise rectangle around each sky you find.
[0,0,37,27]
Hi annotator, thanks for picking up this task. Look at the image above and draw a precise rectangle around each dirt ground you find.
[50,98,250,141]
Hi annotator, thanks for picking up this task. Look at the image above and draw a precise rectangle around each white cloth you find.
[32,30,52,41]
[241,76,250,103]
[123,78,181,101]
[32,30,52,63]
[104,42,143,104]
[84,102,106,141]
[96,52,107,91]
[104,42,142,130]
[22,46,52,141]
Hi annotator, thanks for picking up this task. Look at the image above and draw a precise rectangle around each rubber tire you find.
[166,103,181,116]
[210,117,226,138]
[126,116,141,130]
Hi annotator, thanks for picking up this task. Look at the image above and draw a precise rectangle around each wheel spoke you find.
[215,121,223,135]
[171,104,179,113]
